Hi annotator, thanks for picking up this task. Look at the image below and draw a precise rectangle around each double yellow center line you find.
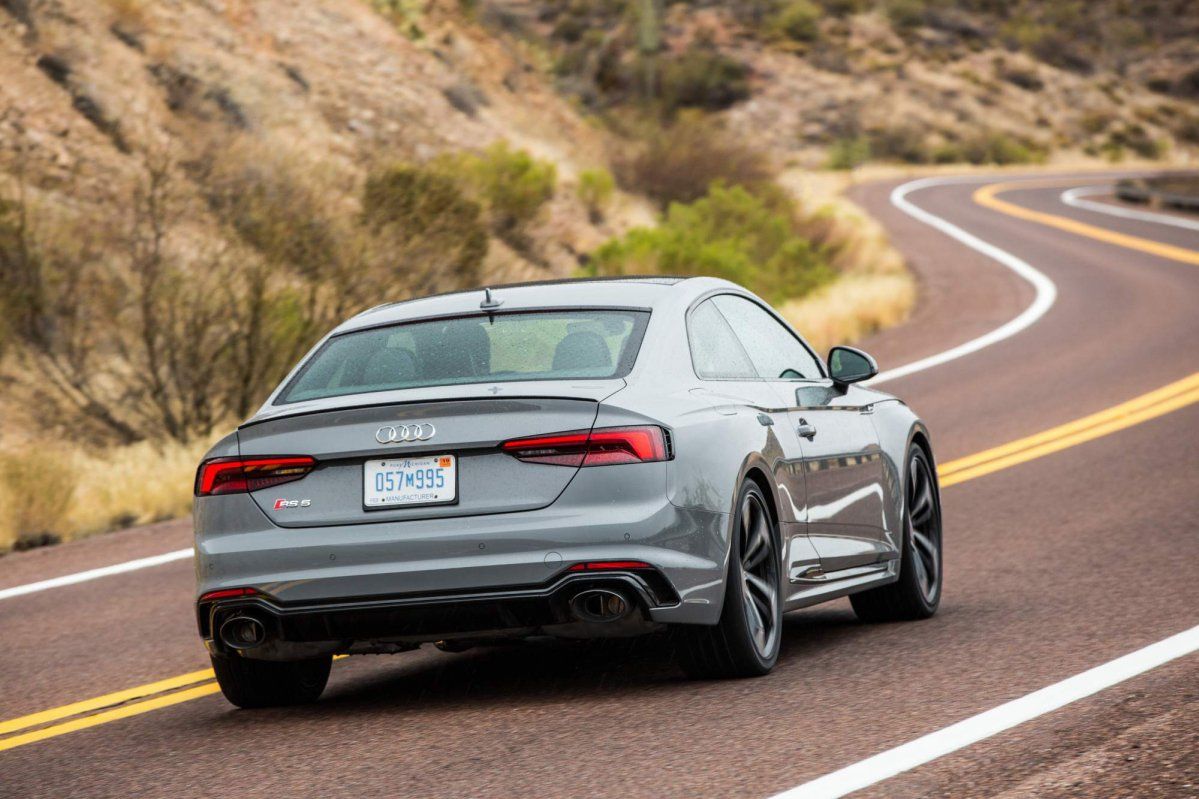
[939,371,1199,487]
[974,182,1199,267]
[3,371,1197,752]
[0,669,220,752]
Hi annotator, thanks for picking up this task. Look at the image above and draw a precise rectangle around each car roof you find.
[338,276,737,333]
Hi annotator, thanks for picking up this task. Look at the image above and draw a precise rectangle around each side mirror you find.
[828,346,878,386]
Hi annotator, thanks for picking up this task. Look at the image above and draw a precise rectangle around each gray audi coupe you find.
[194,277,942,707]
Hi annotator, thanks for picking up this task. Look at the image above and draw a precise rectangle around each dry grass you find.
[0,436,213,553]
[780,272,915,353]
[103,0,149,29]
[0,449,77,551]
[778,169,915,352]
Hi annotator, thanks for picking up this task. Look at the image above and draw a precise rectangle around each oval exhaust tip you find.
[569,589,633,623]
[219,615,267,650]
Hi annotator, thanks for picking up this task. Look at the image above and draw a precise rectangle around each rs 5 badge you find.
[272,498,312,510]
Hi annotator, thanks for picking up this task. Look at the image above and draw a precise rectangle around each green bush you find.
[826,136,870,169]
[659,48,751,113]
[959,131,1044,165]
[770,0,822,42]
[435,142,557,250]
[590,183,835,304]
[577,167,616,222]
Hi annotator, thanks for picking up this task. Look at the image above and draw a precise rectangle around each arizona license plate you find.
[363,455,457,509]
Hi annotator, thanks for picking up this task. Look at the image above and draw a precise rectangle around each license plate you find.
[363,455,457,509]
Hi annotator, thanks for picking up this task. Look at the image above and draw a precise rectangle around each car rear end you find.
[194,293,722,663]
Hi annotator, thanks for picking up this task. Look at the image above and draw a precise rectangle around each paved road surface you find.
[1,173,1196,798]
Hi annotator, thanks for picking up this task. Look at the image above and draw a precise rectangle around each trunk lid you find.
[237,381,623,527]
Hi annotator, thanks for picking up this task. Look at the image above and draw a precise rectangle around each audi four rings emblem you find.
[375,423,436,444]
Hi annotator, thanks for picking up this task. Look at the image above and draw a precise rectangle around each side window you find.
[711,295,823,381]
[687,299,757,379]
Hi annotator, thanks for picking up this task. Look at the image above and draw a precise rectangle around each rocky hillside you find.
[0,0,625,281]
[482,0,1199,167]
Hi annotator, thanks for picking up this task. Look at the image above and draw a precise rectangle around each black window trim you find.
[684,290,828,383]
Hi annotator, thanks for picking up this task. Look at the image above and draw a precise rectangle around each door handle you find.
[796,419,817,439]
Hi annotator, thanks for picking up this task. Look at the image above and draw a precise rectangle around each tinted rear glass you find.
[277,310,649,404]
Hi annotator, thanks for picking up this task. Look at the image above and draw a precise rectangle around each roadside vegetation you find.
[0,139,561,551]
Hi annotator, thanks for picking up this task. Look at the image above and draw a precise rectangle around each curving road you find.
[1,173,1196,798]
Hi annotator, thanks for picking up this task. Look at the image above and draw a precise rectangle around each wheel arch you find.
[707,454,782,616]
[869,401,937,551]
[736,451,784,541]
[905,421,941,503]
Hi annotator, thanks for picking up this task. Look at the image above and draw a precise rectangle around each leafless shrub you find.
[0,138,504,445]
[614,113,775,209]
[0,156,316,443]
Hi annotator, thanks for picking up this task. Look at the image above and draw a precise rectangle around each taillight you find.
[195,456,316,496]
[198,587,259,602]
[567,561,653,571]
[501,426,670,467]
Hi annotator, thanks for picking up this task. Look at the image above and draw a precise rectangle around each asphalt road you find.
[1,173,1196,798]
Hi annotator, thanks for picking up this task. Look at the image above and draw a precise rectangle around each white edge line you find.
[0,175,1057,600]
[0,548,193,601]
[1061,185,1199,232]
[770,624,1199,799]
[871,176,1058,385]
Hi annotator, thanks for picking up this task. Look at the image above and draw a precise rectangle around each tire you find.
[851,444,942,622]
[677,480,782,679]
[210,653,332,709]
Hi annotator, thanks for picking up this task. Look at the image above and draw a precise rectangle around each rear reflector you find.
[198,587,258,602]
[501,426,669,467]
[568,561,653,571]
[195,456,316,496]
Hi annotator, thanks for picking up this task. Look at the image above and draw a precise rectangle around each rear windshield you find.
[277,310,650,404]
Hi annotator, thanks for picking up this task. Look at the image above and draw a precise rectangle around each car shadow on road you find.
[295,602,873,715]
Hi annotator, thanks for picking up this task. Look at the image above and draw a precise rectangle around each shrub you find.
[362,164,490,288]
[770,0,822,43]
[826,136,870,169]
[867,125,929,164]
[818,0,867,16]
[201,149,343,282]
[659,48,751,113]
[577,167,616,223]
[1176,113,1199,145]
[1079,111,1113,135]
[959,131,1044,165]
[1104,124,1167,160]
[1001,66,1044,92]
[885,0,926,30]
[435,142,557,250]
[616,114,775,208]
[369,0,425,39]
[590,183,835,304]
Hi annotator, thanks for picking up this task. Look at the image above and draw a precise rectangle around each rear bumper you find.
[194,486,730,629]
[199,569,680,656]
